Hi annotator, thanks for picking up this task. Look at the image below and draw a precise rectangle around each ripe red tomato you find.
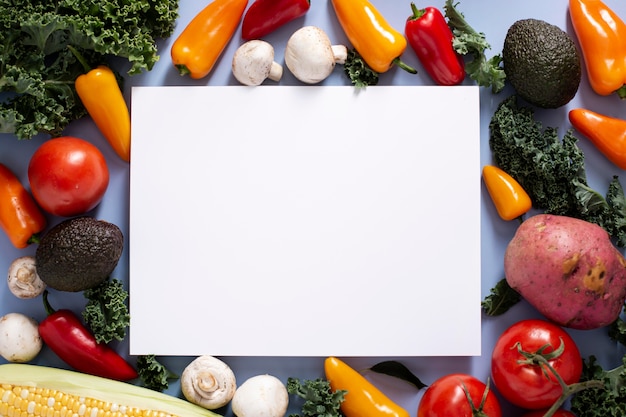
[417,373,502,417]
[28,136,109,217]
[491,319,582,410]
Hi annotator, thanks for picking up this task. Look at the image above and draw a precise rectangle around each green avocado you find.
[35,217,124,292]
[502,18,581,109]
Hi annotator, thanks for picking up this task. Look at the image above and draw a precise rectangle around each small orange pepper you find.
[324,357,410,417]
[0,163,47,249]
[329,0,416,74]
[569,108,626,170]
[171,0,249,79]
[569,0,626,98]
[75,66,131,162]
[482,165,532,221]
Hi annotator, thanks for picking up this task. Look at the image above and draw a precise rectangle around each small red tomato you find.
[491,319,583,410]
[417,373,502,417]
[28,136,109,217]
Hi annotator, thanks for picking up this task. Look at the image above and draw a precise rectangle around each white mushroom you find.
[232,40,283,86]
[7,256,46,299]
[231,374,289,417]
[181,355,237,410]
[0,312,42,363]
[284,26,348,84]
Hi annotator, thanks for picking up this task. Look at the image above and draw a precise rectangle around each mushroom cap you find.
[285,26,337,84]
[232,40,283,86]
[0,313,42,363]
[181,355,236,410]
[231,374,289,417]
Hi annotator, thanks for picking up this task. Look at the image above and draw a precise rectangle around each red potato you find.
[504,213,626,330]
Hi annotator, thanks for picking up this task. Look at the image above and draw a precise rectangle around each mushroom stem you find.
[332,45,348,65]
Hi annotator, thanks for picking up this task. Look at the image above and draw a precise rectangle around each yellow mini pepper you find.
[482,165,532,221]
[329,0,416,74]
[171,0,248,79]
[324,357,410,417]
[74,66,131,162]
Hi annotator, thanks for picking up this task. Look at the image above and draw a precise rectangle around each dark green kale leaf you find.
[136,355,179,392]
[82,278,130,344]
[0,0,179,139]
[287,377,346,417]
[343,49,379,88]
[481,278,522,316]
[444,0,506,93]
[570,355,626,417]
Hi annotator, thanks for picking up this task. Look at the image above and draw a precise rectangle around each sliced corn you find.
[0,364,221,417]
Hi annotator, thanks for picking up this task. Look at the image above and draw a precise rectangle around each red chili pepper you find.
[241,0,311,40]
[405,2,465,86]
[38,291,137,381]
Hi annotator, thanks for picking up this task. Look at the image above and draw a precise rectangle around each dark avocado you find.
[35,217,124,292]
[502,18,581,108]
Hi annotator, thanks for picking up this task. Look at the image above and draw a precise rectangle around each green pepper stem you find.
[393,58,418,74]
[67,45,92,73]
[42,290,57,316]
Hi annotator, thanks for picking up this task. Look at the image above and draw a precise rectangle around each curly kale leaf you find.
[343,49,379,88]
[444,0,506,93]
[571,355,626,417]
[82,279,130,344]
[0,0,179,139]
[136,355,178,392]
[287,377,346,417]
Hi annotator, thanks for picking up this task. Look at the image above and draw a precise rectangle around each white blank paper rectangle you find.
[129,86,481,357]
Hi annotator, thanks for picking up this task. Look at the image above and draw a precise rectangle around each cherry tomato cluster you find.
[417,319,583,416]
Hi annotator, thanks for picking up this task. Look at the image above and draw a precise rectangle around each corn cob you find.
[0,363,222,417]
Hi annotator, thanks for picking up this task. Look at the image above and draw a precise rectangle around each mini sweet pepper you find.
[569,0,626,98]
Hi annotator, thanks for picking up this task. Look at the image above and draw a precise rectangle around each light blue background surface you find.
[1,0,625,415]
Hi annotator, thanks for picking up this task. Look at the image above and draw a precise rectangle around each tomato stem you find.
[459,378,492,417]
[520,350,605,417]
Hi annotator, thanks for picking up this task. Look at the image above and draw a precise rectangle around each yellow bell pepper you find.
[74,66,131,162]
[482,165,532,221]
[324,357,410,417]
[329,0,416,74]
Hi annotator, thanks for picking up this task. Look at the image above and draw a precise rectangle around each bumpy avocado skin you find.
[35,217,124,292]
[503,18,581,109]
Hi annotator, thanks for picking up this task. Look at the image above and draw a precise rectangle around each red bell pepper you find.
[241,0,311,40]
[38,291,138,381]
[405,2,465,86]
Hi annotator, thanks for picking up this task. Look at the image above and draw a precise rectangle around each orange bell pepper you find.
[324,357,410,417]
[569,108,626,169]
[0,163,46,249]
[482,165,532,221]
[329,0,416,74]
[171,0,248,79]
[569,0,626,98]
